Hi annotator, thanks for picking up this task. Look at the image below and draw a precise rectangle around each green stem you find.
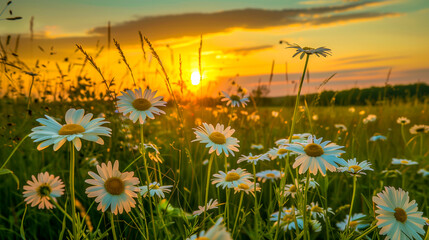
[69,142,77,239]
[140,124,157,240]
[203,154,214,223]
[51,199,73,222]
[346,175,357,234]
[420,133,424,156]
[232,192,244,237]
[302,171,311,240]
[252,164,259,237]
[110,213,117,240]
[1,134,29,169]
[355,225,377,240]
[225,188,230,230]
[275,53,310,240]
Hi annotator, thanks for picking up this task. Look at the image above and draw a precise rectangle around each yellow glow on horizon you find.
[191,71,201,85]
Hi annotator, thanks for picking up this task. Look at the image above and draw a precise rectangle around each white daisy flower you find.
[212,168,252,189]
[391,158,418,166]
[139,182,172,199]
[302,177,319,190]
[310,219,322,232]
[144,143,163,163]
[23,172,65,209]
[369,134,387,141]
[192,199,219,216]
[187,217,232,240]
[237,153,270,165]
[192,123,240,156]
[286,136,346,176]
[363,114,377,124]
[275,133,311,146]
[85,160,140,215]
[285,42,332,59]
[233,182,260,196]
[267,146,294,160]
[283,181,299,198]
[29,108,111,151]
[117,88,167,124]
[409,124,429,134]
[250,143,264,150]
[270,207,304,231]
[337,158,373,176]
[397,117,410,125]
[307,202,333,220]
[221,91,249,108]
[256,170,284,183]
[336,213,369,231]
[418,169,429,177]
[334,124,347,132]
[373,186,425,240]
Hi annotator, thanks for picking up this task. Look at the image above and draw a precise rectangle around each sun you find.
[191,71,201,85]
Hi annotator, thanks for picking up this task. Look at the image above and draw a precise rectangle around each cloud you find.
[223,45,273,56]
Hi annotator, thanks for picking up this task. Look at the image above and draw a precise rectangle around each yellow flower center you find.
[304,143,324,157]
[132,98,152,111]
[348,165,362,172]
[277,149,289,155]
[195,237,210,240]
[303,47,314,51]
[349,220,359,228]
[282,215,294,224]
[37,184,52,197]
[238,183,250,190]
[209,131,226,145]
[311,205,323,213]
[248,156,259,160]
[150,184,159,189]
[58,124,85,135]
[104,177,125,195]
[230,95,241,102]
[400,160,409,164]
[266,173,276,178]
[394,207,407,223]
[290,136,300,140]
[289,185,297,192]
[225,172,240,182]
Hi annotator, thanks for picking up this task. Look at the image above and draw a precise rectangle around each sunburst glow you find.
[191,71,201,86]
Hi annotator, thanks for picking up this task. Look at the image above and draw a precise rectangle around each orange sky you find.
[1,0,428,97]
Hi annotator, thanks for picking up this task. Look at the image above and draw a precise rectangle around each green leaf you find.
[0,168,20,189]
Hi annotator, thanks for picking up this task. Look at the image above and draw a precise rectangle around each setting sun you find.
[191,71,201,85]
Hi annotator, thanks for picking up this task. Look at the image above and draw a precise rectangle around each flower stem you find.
[203,154,214,223]
[50,199,73,222]
[225,188,230,230]
[252,164,259,237]
[232,191,244,237]
[420,133,424,156]
[69,142,77,239]
[355,225,377,240]
[346,175,357,234]
[110,213,117,240]
[140,124,157,240]
[302,171,311,240]
[1,134,29,169]
[275,53,310,240]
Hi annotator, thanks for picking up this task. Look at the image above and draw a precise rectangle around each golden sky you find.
[1,0,429,97]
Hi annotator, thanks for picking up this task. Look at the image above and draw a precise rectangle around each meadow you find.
[1,41,429,240]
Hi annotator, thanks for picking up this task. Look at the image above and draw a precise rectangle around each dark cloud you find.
[223,45,273,56]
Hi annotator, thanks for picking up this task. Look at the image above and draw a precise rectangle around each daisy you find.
[187,217,232,240]
[310,219,322,232]
[283,182,298,198]
[286,136,346,176]
[250,143,264,150]
[85,160,140,215]
[373,186,425,240]
[417,169,429,177]
[284,42,332,59]
[397,117,410,125]
[29,108,111,151]
[391,158,418,166]
[192,123,240,156]
[117,88,167,124]
[221,91,249,108]
[237,153,270,165]
[256,170,283,183]
[233,182,260,196]
[337,158,373,176]
[334,124,347,132]
[369,134,387,141]
[302,177,319,189]
[409,124,429,134]
[307,202,333,220]
[23,172,65,209]
[363,114,377,124]
[212,168,252,189]
[336,213,369,231]
[270,207,304,231]
[275,133,311,146]
[267,146,293,160]
[139,182,172,199]
[193,199,219,216]
[144,143,163,163]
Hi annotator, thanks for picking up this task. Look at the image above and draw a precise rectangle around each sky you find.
[1,0,429,97]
